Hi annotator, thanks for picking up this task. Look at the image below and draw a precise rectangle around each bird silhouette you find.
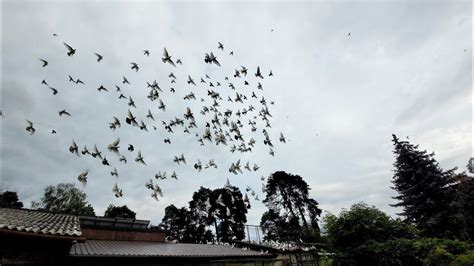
[110,167,118,177]
[162,48,176,67]
[135,150,146,165]
[39,59,48,67]
[77,170,88,186]
[69,140,79,156]
[58,109,71,116]
[97,85,108,92]
[107,138,120,154]
[48,87,58,95]
[63,42,76,56]
[94,53,103,62]
[112,183,123,197]
[218,42,224,50]
[187,75,196,85]
[143,50,150,56]
[204,52,220,66]
[130,62,139,72]
[122,76,130,84]
[91,145,103,159]
[255,66,264,79]
[25,120,35,135]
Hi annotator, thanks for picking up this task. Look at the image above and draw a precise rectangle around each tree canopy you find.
[0,191,24,208]
[261,171,322,242]
[391,134,459,238]
[104,204,136,219]
[159,184,248,243]
[31,183,95,216]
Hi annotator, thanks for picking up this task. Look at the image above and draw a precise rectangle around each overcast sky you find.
[1,0,472,227]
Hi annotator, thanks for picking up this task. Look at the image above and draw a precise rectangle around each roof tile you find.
[70,240,274,258]
[0,207,82,237]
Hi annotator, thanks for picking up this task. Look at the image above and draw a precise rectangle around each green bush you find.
[424,246,455,266]
[452,252,474,266]
[365,238,471,266]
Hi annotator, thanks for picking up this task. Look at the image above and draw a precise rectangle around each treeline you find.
[1,134,473,264]
[319,135,474,265]
[158,172,322,244]
[1,183,136,219]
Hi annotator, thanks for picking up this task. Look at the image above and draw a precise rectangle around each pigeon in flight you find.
[109,116,121,130]
[171,171,178,180]
[107,138,120,154]
[279,132,286,143]
[39,59,48,67]
[162,48,176,67]
[146,109,154,120]
[58,109,71,116]
[25,120,35,135]
[130,62,139,72]
[187,75,196,85]
[126,109,138,126]
[110,168,118,177]
[112,183,123,198]
[77,170,88,186]
[91,145,103,159]
[218,42,224,50]
[122,76,130,84]
[135,150,146,165]
[143,50,150,56]
[94,53,103,62]
[69,140,79,156]
[102,156,110,166]
[128,97,136,108]
[119,155,127,163]
[81,146,90,155]
[240,66,248,76]
[48,86,58,95]
[97,85,108,92]
[63,42,76,56]
[176,59,182,65]
[255,66,264,79]
[204,52,220,66]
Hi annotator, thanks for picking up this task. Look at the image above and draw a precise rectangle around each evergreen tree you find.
[391,134,458,238]
[453,173,474,241]
[262,171,322,242]
[159,204,188,242]
[210,185,248,242]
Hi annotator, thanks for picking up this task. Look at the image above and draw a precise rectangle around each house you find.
[0,207,278,265]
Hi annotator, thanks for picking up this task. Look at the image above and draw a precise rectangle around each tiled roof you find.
[70,240,275,258]
[0,207,81,237]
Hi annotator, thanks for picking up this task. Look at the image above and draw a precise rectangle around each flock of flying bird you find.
[27,37,286,203]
